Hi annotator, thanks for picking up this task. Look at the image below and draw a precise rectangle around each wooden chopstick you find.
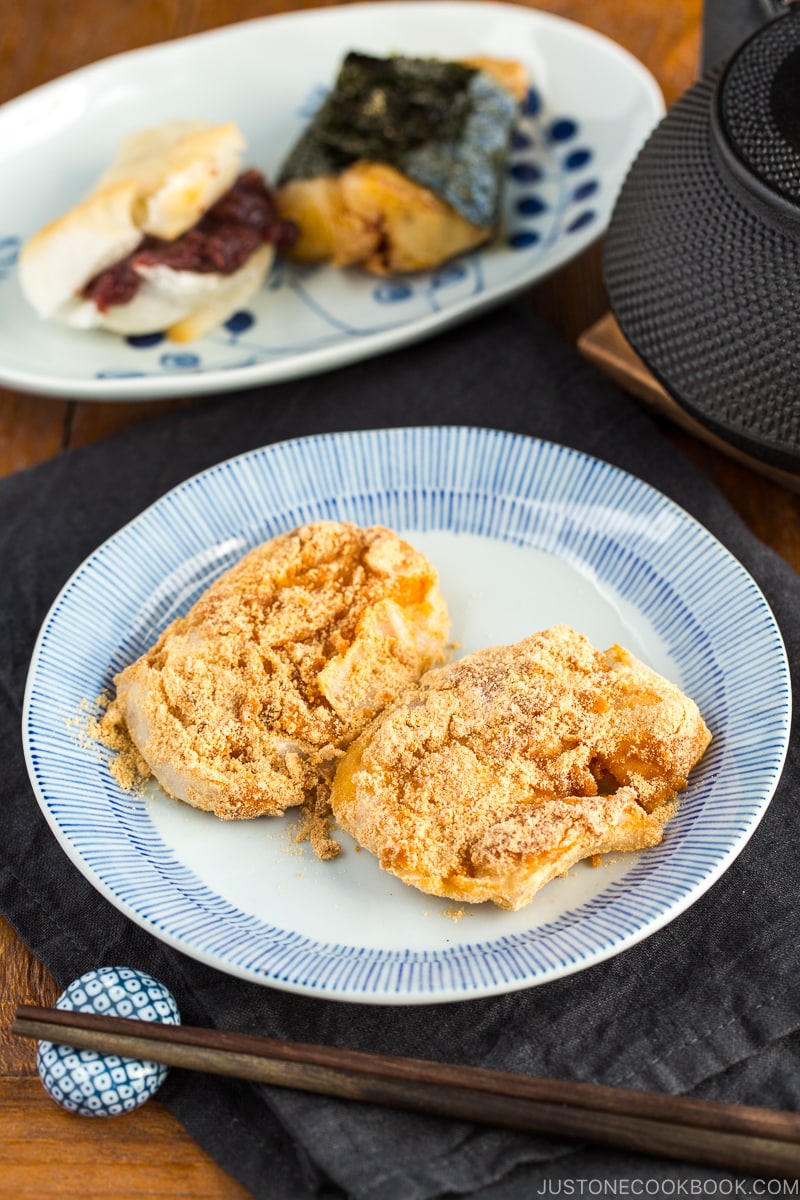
[13,1006,800,1179]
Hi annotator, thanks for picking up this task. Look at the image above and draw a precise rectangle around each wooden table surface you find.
[2,2,798,1197]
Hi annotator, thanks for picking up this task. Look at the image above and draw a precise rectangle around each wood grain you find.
[0,1078,251,1200]
[0,922,59,1077]
[0,393,68,476]
[3,2,798,1198]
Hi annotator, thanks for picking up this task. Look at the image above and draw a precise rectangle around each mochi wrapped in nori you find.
[275,52,527,274]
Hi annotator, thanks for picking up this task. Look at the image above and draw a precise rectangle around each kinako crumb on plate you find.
[91,692,152,793]
[291,783,341,861]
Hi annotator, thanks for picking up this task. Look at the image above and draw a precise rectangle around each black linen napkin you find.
[1,304,798,1199]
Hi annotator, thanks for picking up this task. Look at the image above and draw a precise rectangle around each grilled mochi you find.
[330,626,711,910]
[19,121,294,341]
[109,521,449,819]
[275,52,527,273]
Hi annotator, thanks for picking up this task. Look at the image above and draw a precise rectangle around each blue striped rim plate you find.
[23,428,791,1004]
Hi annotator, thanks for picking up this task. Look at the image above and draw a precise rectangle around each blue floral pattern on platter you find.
[0,237,20,281]
[23,429,790,1003]
[504,88,597,253]
[37,967,180,1116]
[2,98,601,385]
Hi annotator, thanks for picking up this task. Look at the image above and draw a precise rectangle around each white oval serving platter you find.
[0,2,663,399]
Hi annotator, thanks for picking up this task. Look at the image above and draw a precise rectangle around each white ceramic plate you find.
[0,2,663,400]
[23,429,791,1003]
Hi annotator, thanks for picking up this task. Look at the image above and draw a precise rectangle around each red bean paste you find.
[83,170,297,312]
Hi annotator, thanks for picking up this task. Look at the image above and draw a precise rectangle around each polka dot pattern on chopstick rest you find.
[36,966,181,1117]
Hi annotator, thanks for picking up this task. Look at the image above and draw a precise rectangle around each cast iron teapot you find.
[604,1,800,472]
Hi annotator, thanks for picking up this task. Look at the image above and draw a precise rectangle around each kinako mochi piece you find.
[330,625,711,910]
[104,521,450,822]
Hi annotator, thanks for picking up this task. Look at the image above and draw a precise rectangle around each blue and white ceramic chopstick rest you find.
[37,966,180,1116]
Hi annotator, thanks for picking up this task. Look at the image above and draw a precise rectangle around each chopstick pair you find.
[13,1005,800,1179]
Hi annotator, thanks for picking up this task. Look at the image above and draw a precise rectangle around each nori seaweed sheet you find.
[278,53,519,229]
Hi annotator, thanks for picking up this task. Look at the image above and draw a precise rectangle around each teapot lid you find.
[604,7,800,472]
[713,7,800,225]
